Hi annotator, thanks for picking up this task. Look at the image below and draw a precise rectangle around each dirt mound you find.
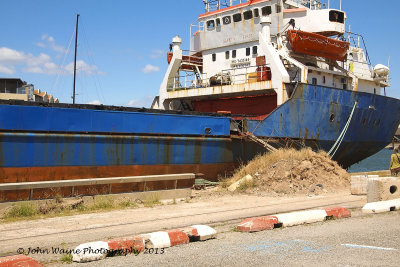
[224,148,350,195]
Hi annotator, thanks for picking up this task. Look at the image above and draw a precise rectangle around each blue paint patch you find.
[244,240,331,255]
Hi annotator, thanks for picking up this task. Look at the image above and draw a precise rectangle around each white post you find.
[260,16,272,43]
[328,0,330,9]
[340,0,342,10]
[172,36,182,52]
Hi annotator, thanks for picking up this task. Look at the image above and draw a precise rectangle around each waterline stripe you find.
[342,244,397,251]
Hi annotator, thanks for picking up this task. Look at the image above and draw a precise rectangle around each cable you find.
[328,101,358,158]
[51,28,75,98]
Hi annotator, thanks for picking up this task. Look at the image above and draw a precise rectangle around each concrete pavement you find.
[0,191,365,264]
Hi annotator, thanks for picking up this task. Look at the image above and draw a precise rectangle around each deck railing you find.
[0,173,196,201]
[167,64,271,91]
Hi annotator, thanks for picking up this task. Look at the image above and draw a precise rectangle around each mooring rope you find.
[328,101,358,158]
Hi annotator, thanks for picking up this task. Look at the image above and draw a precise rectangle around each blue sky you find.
[0,0,398,107]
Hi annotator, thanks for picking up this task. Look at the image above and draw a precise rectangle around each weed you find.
[144,194,160,207]
[118,199,137,208]
[4,202,39,219]
[55,194,63,203]
[90,197,115,210]
[237,179,257,191]
[60,253,73,264]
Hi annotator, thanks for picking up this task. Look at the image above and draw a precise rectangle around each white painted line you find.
[342,244,397,251]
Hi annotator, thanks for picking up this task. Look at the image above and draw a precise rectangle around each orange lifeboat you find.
[287,30,350,61]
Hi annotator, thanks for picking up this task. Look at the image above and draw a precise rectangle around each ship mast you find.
[72,14,80,105]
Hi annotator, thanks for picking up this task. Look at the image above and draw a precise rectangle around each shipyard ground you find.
[72,210,400,267]
[0,191,370,265]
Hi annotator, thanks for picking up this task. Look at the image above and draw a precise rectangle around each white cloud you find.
[65,60,105,75]
[0,47,28,64]
[37,34,67,54]
[126,96,154,108]
[87,100,102,105]
[0,46,104,76]
[0,65,15,74]
[141,64,160,74]
[150,49,165,59]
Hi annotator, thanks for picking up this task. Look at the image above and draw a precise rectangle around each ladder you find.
[245,132,277,152]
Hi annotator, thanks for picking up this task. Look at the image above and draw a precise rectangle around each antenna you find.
[72,14,80,105]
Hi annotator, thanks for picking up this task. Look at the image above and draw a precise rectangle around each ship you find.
[0,0,399,201]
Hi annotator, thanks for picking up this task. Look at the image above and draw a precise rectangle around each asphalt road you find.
[68,210,400,267]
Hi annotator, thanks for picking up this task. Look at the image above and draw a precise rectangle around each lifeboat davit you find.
[167,52,203,71]
[287,30,350,61]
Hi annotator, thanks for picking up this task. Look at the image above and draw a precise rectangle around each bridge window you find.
[207,20,215,30]
[216,18,221,27]
[276,4,282,13]
[223,16,231,25]
[312,78,317,85]
[244,10,253,20]
[212,53,216,62]
[225,51,230,60]
[233,13,242,22]
[246,47,251,56]
[262,6,272,16]
[232,50,237,58]
[329,11,345,23]
[253,46,258,55]
[254,8,259,18]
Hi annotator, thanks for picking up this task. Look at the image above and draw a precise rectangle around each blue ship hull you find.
[247,84,400,168]
[0,83,399,200]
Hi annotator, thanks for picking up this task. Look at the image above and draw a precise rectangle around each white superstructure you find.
[152,0,390,115]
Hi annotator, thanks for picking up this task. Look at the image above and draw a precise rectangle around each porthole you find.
[330,113,335,122]
[223,16,231,25]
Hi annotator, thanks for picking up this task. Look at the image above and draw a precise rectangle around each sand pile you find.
[225,148,350,195]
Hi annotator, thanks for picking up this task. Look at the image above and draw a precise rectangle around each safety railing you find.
[167,64,271,91]
[203,0,246,13]
[291,0,323,10]
[0,173,196,201]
